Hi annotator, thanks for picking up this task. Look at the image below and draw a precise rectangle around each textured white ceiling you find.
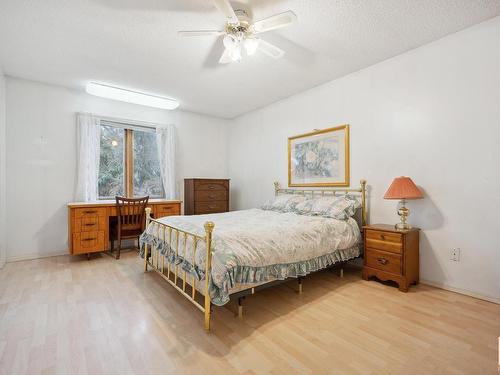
[1,0,499,118]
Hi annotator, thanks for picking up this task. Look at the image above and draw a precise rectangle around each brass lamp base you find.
[395,222,412,231]
[395,199,412,231]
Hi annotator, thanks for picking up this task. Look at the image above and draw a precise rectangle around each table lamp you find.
[384,177,423,230]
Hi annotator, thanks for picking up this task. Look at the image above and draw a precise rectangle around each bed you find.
[140,180,367,331]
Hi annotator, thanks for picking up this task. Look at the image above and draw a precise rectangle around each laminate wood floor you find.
[0,252,498,375]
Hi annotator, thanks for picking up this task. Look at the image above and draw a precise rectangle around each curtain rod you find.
[77,112,167,130]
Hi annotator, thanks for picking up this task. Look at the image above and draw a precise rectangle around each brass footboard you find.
[142,207,214,331]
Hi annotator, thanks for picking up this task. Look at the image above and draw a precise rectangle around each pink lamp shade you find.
[384,177,423,200]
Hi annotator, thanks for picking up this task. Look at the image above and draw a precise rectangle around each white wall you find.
[228,17,500,301]
[0,71,6,268]
[5,77,229,261]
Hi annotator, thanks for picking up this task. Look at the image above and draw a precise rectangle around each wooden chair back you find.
[115,196,150,231]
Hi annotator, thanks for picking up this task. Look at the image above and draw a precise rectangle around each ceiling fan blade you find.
[219,48,233,64]
[178,30,223,37]
[213,0,238,24]
[252,11,297,34]
[258,39,285,59]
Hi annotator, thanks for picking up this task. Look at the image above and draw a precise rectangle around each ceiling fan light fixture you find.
[244,37,260,56]
[179,1,297,64]
[229,45,242,62]
[223,34,237,50]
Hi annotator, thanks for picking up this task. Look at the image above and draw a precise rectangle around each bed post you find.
[274,181,280,196]
[204,221,215,332]
[360,179,367,227]
[144,207,152,272]
[237,296,245,318]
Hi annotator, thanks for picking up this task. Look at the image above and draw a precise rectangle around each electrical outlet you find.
[450,248,461,262]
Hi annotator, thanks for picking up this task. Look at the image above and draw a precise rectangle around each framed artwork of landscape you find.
[288,125,350,187]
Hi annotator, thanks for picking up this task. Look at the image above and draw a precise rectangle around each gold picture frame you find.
[288,124,350,187]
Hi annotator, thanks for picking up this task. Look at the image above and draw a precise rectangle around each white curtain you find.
[156,125,176,199]
[75,113,101,201]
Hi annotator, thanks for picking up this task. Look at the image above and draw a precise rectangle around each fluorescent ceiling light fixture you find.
[86,82,179,110]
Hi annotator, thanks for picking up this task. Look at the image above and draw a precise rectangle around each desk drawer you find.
[75,215,106,232]
[155,203,180,218]
[72,231,105,254]
[74,207,107,219]
[194,190,227,202]
[365,248,402,275]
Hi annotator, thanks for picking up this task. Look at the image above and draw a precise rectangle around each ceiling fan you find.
[178,0,297,64]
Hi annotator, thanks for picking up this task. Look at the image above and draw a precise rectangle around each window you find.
[98,123,162,199]
[98,125,125,198]
[133,131,163,197]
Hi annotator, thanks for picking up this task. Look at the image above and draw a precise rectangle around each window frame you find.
[98,119,163,200]
[124,128,134,198]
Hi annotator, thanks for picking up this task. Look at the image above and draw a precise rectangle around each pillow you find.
[294,195,361,219]
[261,194,306,212]
[294,196,337,215]
[294,198,315,215]
[309,196,339,215]
[282,195,307,212]
[324,196,361,220]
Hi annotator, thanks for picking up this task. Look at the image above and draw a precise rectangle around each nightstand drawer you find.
[365,239,402,254]
[366,230,402,244]
[365,230,403,254]
[365,248,402,275]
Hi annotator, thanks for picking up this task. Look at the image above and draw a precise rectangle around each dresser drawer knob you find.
[84,223,96,227]
[208,195,216,199]
[83,210,97,214]
[380,234,386,240]
[82,237,97,242]
[377,257,388,265]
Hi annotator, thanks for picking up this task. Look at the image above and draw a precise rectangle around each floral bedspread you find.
[140,208,361,306]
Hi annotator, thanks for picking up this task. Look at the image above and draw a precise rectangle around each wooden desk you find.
[67,199,181,255]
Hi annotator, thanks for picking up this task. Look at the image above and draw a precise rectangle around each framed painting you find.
[288,124,350,187]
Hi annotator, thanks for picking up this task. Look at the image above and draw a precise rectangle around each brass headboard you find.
[274,179,367,227]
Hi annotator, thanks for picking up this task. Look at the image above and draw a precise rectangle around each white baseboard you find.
[6,251,68,263]
[419,279,499,305]
[347,261,499,305]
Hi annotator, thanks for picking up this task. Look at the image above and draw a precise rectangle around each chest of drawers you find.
[184,179,230,215]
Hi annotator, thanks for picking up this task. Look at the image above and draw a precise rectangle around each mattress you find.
[140,208,361,306]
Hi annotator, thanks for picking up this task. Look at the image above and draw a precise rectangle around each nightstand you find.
[362,224,420,292]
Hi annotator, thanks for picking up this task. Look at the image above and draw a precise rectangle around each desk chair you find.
[110,196,149,259]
